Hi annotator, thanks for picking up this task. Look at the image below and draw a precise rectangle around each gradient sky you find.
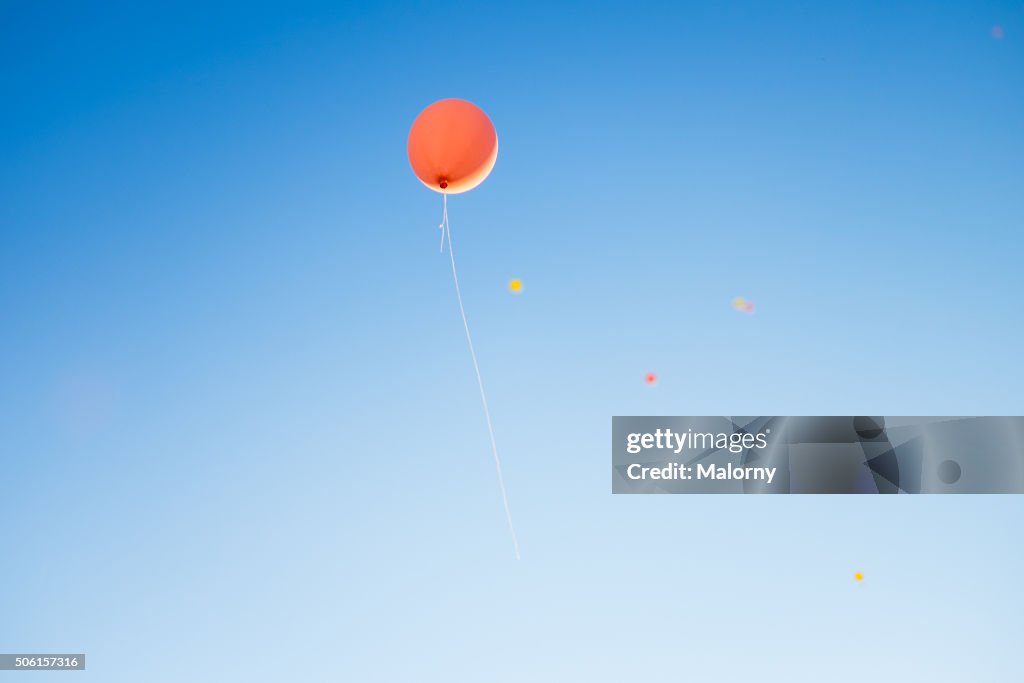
[2,1,1023,681]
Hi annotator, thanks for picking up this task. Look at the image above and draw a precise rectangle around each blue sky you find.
[1,1,1022,681]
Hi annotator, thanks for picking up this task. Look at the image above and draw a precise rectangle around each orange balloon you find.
[408,99,498,194]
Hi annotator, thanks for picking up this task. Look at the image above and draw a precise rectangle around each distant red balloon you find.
[407,99,498,194]
[645,373,657,385]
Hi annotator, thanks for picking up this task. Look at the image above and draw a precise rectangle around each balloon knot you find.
[439,180,448,190]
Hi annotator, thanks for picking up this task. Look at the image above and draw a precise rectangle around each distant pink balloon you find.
[992,25,1004,39]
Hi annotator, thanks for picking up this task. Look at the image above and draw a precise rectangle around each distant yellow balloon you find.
[732,296,747,311]
[854,572,864,582]
[509,279,523,293]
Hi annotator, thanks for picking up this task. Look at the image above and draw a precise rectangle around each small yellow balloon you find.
[854,572,864,582]
[732,296,747,311]
[509,279,523,293]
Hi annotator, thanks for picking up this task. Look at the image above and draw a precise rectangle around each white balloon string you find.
[439,195,448,252]
[440,193,521,560]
